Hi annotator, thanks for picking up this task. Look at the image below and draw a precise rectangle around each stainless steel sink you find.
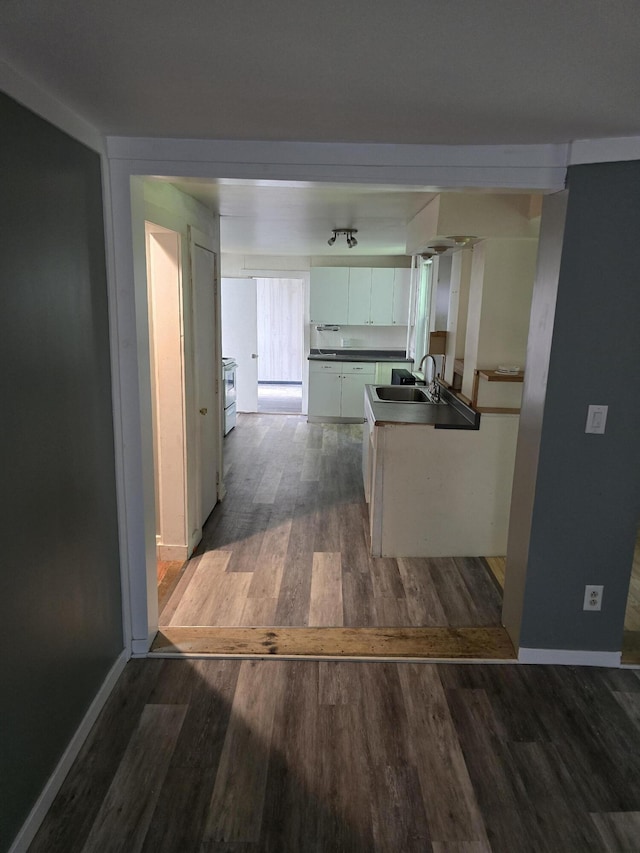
[373,385,445,404]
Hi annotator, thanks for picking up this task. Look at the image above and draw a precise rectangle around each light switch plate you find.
[585,404,608,434]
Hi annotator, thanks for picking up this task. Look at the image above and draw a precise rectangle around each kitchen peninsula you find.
[363,383,519,558]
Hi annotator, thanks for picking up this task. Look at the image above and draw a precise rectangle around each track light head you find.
[328,228,358,249]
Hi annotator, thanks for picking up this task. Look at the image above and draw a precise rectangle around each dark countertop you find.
[365,384,481,430]
[309,348,413,364]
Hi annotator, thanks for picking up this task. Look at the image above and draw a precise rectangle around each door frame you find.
[105,143,566,654]
[145,221,191,560]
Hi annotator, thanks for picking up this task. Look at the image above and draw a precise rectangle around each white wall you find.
[309,324,407,350]
[462,238,539,404]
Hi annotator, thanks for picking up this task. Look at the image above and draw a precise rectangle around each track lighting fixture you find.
[328,228,358,249]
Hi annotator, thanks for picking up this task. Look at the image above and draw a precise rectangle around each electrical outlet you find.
[583,584,603,611]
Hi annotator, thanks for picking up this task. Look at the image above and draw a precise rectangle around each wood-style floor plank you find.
[150,625,516,659]
[203,661,284,844]
[308,552,343,626]
[397,663,490,847]
[81,704,187,853]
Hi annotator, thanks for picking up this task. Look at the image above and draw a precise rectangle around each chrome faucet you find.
[418,354,440,402]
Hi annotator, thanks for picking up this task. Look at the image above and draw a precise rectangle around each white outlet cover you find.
[583,584,604,611]
[585,404,608,434]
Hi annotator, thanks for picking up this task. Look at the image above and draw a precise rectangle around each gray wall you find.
[0,93,123,851]
[507,162,640,652]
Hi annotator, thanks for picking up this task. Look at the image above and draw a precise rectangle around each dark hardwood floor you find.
[160,415,505,638]
[29,658,640,852]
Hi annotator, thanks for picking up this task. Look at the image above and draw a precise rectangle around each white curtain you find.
[407,257,433,369]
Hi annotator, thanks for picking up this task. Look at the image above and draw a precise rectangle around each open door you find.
[221,277,259,412]
[190,228,221,529]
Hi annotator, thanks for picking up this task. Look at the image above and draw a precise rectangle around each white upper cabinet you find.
[370,268,395,325]
[347,268,373,324]
[309,267,349,323]
[392,268,412,325]
[310,266,411,327]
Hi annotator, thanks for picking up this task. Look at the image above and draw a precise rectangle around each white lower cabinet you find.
[308,361,375,420]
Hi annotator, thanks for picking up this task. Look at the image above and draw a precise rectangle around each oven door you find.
[224,402,236,435]
[224,365,237,408]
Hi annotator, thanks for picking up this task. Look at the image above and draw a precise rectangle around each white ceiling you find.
[2,1,640,146]
[164,178,438,255]
[4,1,638,257]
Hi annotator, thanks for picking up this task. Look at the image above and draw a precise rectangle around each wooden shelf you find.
[472,368,524,409]
[477,369,524,383]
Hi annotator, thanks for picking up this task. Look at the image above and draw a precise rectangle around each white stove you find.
[222,358,237,434]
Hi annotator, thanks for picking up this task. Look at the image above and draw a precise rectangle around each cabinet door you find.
[370,268,395,325]
[308,369,342,417]
[347,268,372,325]
[392,268,412,325]
[341,370,375,418]
[310,268,349,323]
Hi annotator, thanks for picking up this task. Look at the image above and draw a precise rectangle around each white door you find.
[221,277,259,412]
[192,240,219,526]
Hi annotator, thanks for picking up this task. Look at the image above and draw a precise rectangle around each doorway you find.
[145,222,190,562]
[221,276,305,415]
[146,220,222,611]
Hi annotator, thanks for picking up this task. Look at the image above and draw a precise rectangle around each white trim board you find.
[569,136,640,165]
[105,138,569,192]
[518,647,621,667]
[8,649,129,853]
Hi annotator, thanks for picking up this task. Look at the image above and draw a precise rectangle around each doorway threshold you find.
[149,625,516,662]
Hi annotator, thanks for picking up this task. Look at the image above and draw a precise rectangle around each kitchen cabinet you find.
[308,360,375,421]
[309,267,349,323]
[370,268,395,324]
[348,268,395,325]
[392,268,411,325]
[347,268,373,324]
[311,266,411,326]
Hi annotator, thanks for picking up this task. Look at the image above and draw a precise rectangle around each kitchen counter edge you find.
[309,348,412,364]
[365,384,481,430]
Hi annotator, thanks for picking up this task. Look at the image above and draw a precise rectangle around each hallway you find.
[156,414,513,658]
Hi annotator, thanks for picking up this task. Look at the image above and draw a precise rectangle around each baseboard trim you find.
[131,633,155,657]
[518,647,621,667]
[8,648,129,853]
[157,543,189,560]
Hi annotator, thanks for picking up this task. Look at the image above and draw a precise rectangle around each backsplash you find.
[309,324,407,350]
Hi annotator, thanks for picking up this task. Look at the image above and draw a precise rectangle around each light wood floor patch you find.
[150,625,516,660]
[309,552,343,626]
